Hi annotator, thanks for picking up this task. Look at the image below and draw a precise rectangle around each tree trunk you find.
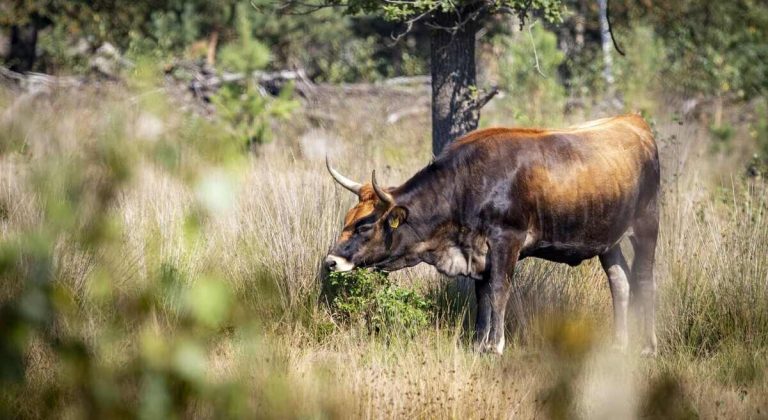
[430,15,480,155]
[7,23,38,73]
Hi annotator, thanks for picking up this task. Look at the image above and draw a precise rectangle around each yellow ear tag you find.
[389,217,400,229]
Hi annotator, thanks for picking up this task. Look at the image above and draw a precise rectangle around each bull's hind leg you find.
[599,245,631,351]
[631,208,660,357]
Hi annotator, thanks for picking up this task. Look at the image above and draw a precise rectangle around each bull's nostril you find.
[325,258,337,271]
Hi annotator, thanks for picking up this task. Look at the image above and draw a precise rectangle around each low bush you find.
[326,270,431,338]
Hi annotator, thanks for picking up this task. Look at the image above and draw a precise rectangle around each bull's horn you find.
[326,157,362,194]
[371,170,394,205]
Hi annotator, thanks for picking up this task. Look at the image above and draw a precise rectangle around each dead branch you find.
[606,0,626,56]
[474,86,499,110]
[381,75,430,86]
[0,66,83,94]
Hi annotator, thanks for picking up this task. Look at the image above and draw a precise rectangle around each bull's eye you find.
[356,224,374,234]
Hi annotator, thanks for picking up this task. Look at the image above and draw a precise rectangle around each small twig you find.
[527,22,546,77]
[389,6,436,44]
[272,0,343,15]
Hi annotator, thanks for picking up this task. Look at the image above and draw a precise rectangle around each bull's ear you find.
[387,206,408,229]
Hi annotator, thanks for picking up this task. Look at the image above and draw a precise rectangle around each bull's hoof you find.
[639,347,657,358]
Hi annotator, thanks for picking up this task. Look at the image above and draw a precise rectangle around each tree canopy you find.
[283,0,564,27]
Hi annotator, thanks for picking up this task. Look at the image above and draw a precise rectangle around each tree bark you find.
[429,15,480,155]
[7,23,38,73]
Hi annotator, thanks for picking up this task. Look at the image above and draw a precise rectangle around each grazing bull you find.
[324,114,660,356]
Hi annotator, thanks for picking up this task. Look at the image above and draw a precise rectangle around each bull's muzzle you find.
[324,255,355,272]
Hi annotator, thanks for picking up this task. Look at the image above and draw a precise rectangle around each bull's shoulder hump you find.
[451,114,653,147]
[450,127,546,147]
[556,114,652,138]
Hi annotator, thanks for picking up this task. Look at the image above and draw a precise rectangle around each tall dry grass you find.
[1,83,767,418]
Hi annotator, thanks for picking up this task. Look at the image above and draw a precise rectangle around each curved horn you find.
[326,156,362,194]
[371,170,394,205]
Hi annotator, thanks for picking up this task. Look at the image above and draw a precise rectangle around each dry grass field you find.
[1,80,767,419]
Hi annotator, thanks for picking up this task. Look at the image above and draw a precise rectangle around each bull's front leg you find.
[475,232,522,354]
[474,276,492,352]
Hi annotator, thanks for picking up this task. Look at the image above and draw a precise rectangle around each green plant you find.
[212,3,297,147]
[709,123,735,153]
[218,3,271,74]
[148,3,202,54]
[327,270,431,338]
[628,0,768,100]
[35,22,90,74]
[315,36,383,83]
[212,81,298,147]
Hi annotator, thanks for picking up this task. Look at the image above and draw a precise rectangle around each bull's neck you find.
[393,162,458,228]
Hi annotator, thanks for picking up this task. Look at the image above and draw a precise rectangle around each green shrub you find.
[36,23,90,74]
[212,81,298,147]
[709,123,735,153]
[218,3,271,74]
[149,3,202,54]
[326,270,430,338]
[211,3,298,147]
[314,36,384,83]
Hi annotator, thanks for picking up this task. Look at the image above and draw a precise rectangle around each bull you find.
[324,114,660,356]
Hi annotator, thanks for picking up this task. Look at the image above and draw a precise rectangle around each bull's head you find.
[324,158,420,272]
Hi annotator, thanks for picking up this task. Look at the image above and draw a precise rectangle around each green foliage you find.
[614,25,666,112]
[628,0,768,99]
[212,80,298,147]
[35,22,90,74]
[710,123,735,143]
[273,0,564,82]
[314,36,384,83]
[709,121,736,155]
[211,3,298,147]
[219,3,271,73]
[247,3,427,82]
[3,1,238,70]
[327,270,431,338]
[491,23,566,126]
[323,0,564,24]
[147,3,203,54]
